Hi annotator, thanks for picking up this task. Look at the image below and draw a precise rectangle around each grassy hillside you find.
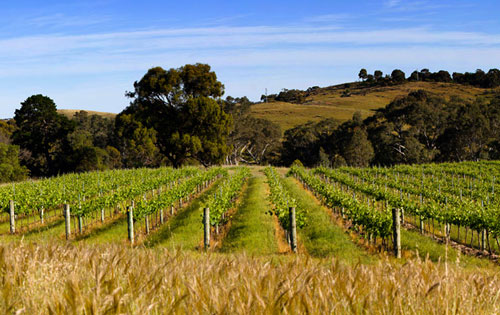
[250,81,494,131]
[56,82,496,132]
[58,109,117,119]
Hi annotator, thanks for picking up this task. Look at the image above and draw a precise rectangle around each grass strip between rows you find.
[282,176,374,264]
[220,175,278,255]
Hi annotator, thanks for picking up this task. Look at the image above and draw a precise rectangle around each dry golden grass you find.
[251,82,492,131]
[1,242,499,314]
[58,109,117,119]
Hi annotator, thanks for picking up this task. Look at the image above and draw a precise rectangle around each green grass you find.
[78,215,129,244]
[145,179,223,250]
[282,176,374,264]
[220,174,278,255]
[401,228,494,269]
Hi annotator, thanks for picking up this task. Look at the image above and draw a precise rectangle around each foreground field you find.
[1,242,499,314]
[1,162,500,313]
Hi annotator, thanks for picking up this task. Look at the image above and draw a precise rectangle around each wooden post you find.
[127,203,135,245]
[78,215,83,234]
[64,204,71,240]
[289,207,297,253]
[171,205,174,216]
[145,215,150,234]
[40,207,44,225]
[203,207,210,250]
[419,217,424,234]
[160,208,164,225]
[9,200,15,234]
[179,198,183,209]
[101,209,105,223]
[392,207,401,258]
[481,229,486,251]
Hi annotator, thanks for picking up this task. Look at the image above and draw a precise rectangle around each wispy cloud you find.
[383,0,459,12]
[26,13,111,28]
[304,13,352,23]
[1,22,500,116]
[385,0,401,8]
[2,25,500,59]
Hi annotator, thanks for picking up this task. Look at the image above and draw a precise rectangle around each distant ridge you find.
[53,81,497,131]
[57,109,117,119]
[250,81,495,131]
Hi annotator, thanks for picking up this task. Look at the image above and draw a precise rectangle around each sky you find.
[1,0,500,118]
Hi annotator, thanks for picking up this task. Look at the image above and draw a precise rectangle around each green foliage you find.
[264,166,307,229]
[289,166,392,239]
[121,63,231,167]
[358,69,368,81]
[0,120,15,144]
[343,128,374,167]
[281,119,338,167]
[13,95,75,176]
[228,115,281,165]
[203,167,249,225]
[132,167,225,220]
[0,143,28,182]
[291,159,303,167]
[115,113,161,168]
[390,69,406,83]
[177,97,232,166]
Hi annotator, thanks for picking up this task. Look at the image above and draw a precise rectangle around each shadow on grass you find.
[145,180,221,248]
[74,215,127,241]
[18,218,65,238]
[401,229,494,269]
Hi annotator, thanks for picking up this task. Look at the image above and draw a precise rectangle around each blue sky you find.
[1,0,500,117]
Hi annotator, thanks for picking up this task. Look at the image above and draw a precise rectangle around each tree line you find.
[1,63,500,182]
[358,68,500,88]
[281,90,500,167]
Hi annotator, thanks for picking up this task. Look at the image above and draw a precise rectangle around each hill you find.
[58,109,117,119]
[250,81,495,131]
[56,82,496,132]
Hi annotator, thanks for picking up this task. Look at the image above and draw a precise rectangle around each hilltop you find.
[250,81,495,131]
[55,82,496,132]
[57,109,117,119]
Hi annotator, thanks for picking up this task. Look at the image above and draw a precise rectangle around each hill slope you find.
[250,81,494,131]
[58,109,117,119]
[56,82,496,132]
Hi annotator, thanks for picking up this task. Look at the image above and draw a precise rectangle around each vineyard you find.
[2,162,500,313]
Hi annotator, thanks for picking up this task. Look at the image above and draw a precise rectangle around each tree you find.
[281,119,338,167]
[12,95,75,176]
[0,143,28,182]
[175,97,232,166]
[122,63,231,167]
[115,114,162,168]
[391,69,406,83]
[431,70,452,82]
[71,111,115,148]
[358,68,368,81]
[374,70,383,81]
[0,120,15,144]
[343,128,374,167]
[227,116,281,165]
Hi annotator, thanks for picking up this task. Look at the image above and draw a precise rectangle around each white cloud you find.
[304,13,352,23]
[1,23,500,117]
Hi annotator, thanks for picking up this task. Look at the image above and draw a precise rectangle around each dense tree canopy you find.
[12,95,75,176]
[121,63,232,167]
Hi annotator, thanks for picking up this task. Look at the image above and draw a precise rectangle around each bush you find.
[0,143,28,182]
